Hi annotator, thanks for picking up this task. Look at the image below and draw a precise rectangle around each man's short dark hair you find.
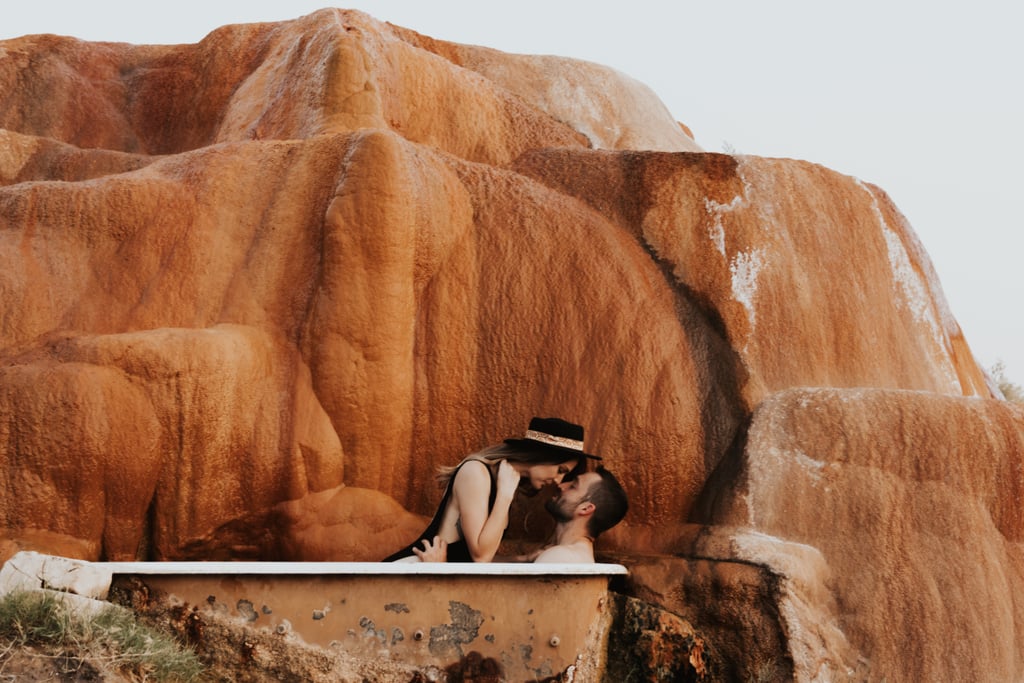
[585,467,628,538]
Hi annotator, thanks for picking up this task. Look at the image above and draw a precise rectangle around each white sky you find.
[5,1,1023,387]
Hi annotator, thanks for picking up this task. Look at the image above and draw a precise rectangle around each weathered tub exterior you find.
[100,559,626,680]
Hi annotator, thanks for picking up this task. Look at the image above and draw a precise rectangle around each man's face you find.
[545,471,599,522]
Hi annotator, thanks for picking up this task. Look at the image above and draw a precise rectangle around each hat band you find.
[525,429,584,452]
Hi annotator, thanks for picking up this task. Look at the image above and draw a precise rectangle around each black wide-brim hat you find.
[504,417,602,461]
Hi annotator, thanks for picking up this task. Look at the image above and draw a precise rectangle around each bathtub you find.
[1,552,627,680]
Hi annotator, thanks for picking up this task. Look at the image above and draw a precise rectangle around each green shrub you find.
[0,589,203,682]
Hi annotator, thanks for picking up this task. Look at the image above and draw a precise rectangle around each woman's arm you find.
[451,459,519,562]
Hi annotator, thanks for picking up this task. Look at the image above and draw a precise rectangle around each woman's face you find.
[524,461,576,490]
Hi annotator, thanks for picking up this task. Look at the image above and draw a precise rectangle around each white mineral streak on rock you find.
[857,180,959,392]
[793,450,826,484]
[730,248,765,329]
[703,159,769,337]
[704,193,742,258]
[704,157,755,258]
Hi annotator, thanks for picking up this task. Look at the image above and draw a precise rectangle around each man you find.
[532,467,629,563]
[414,467,628,563]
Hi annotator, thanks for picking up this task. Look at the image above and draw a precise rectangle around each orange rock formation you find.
[0,8,1019,681]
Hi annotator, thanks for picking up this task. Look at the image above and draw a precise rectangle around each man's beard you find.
[544,496,573,522]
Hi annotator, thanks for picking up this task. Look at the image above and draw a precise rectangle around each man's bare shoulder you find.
[533,544,594,564]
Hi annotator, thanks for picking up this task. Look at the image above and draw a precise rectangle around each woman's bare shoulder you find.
[452,458,490,489]
[452,458,491,497]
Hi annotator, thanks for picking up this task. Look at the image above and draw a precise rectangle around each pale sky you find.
[5,1,1023,388]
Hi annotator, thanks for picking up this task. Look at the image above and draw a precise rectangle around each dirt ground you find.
[0,646,134,682]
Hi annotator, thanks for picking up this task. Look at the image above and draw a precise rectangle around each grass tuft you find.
[0,589,74,646]
[0,589,203,682]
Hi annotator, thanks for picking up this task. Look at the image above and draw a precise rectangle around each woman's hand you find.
[412,536,448,562]
[496,459,520,500]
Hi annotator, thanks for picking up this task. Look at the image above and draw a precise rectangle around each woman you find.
[383,417,599,562]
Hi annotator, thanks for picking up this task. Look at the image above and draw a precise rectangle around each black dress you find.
[383,459,498,562]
